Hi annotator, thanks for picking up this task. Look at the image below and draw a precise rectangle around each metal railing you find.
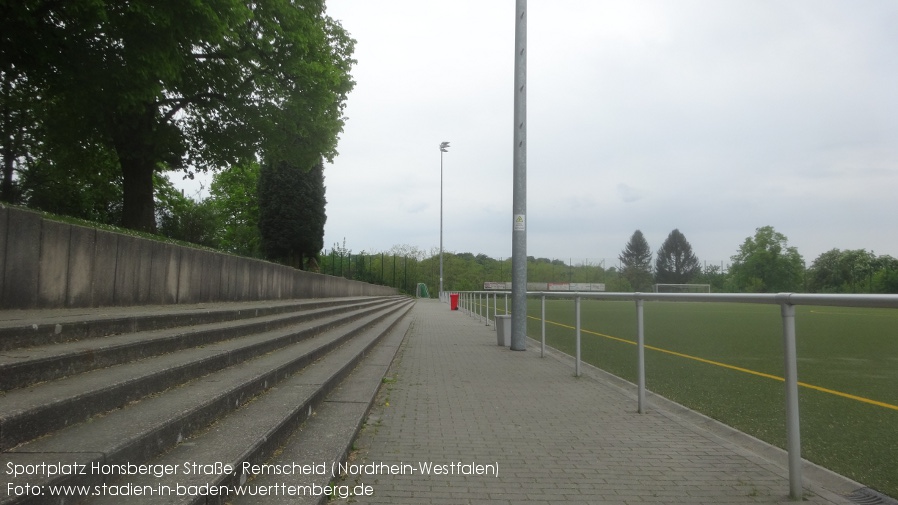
[449,290,898,500]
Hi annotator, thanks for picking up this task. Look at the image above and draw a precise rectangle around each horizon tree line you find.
[617,226,898,294]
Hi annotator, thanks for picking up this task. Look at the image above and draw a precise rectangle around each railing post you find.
[636,298,646,414]
[493,293,497,322]
[505,293,509,315]
[575,295,581,377]
[540,294,546,358]
[780,301,803,500]
[477,292,481,322]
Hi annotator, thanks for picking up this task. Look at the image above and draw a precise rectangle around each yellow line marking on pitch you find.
[527,313,898,413]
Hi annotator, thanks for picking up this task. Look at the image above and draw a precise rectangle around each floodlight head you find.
[440,141,450,152]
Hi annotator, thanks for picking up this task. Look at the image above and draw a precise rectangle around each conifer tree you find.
[258,159,326,270]
[654,229,701,284]
[619,230,653,291]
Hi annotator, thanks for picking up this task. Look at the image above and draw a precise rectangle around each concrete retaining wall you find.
[0,205,397,309]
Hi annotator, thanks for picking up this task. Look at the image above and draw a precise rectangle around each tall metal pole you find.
[510,0,528,351]
[439,141,449,300]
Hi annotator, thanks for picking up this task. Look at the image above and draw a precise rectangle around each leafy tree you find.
[208,163,262,258]
[527,257,564,283]
[322,239,352,277]
[694,263,727,293]
[619,230,653,291]
[443,252,484,292]
[155,176,219,248]
[19,143,123,224]
[1,68,39,204]
[602,267,631,292]
[807,249,870,293]
[808,249,898,293]
[4,0,355,232]
[729,226,805,292]
[872,255,898,294]
[654,229,701,284]
[258,159,326,269]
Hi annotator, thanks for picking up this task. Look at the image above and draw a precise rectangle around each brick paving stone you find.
[335,300,859,505]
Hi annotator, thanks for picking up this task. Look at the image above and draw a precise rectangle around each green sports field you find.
[497,298,898,499]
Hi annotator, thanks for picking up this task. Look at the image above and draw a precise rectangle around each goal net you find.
[653,283,711,293]
[416,283,430,298]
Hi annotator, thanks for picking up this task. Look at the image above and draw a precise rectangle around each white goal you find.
[653,283,711,293]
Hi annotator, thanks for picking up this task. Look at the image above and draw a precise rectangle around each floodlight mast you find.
[510,0,527,351]
[439,141,450,299]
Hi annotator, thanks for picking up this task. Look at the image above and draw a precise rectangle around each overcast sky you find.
[181,1,898,268]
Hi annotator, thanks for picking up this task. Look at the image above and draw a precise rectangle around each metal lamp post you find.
[439,141,450,300]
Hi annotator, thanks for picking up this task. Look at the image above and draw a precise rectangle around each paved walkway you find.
[338,299,861,505]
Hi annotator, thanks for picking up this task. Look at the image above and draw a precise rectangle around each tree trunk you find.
[111,107,159,233]
[119,156,157,232]
[1,76,18,204]
[1,149,15,204]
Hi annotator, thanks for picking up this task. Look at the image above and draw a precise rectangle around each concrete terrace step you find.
[89,306,413,505]
[0,297,391,352]
[0,298,405,451]
[0,297,393,390]
[0,297,414,505]
[229,314,411,505]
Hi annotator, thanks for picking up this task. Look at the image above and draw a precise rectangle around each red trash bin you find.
[450,293,459,310]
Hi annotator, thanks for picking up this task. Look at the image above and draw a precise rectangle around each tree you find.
[807,249,872,293]
[619,230,653,291]
[155,176,219,248]
[694,263,728,293]
[19,144,123,225]
[808,249,898,294]
[729,226,805,292]
[654,229,700,284]
[4,0,355,232]
[1,68,38,204]
[872,255,898,294]
[258,159,326,269]
[208,163,262,258]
